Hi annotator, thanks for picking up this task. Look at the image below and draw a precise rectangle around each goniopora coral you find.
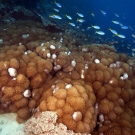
[0,20,135,135]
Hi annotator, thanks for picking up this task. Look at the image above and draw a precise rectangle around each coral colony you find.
[0,3,135,135]
[0,20,135,135]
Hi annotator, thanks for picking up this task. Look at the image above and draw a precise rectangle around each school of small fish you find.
[42,1,135,56]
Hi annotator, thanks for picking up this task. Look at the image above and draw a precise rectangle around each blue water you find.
[33,0,135,55]
[1,0,135,56]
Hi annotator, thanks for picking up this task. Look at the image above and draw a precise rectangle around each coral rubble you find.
[24,111,87,135]
[0,20,135,135]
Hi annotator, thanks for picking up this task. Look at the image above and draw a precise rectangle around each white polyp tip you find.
[116,61,121,68]
[113,63,116,68]
[58,45,61,48]
[72,112,77,119]
[120,76,124,80]
[0,39,3,44]
[1,86,5,91]
[94,59,100,63]
[81,70,85,79]
[67,51,71,55]
[44,69,49,74]
[4,62,7,69]
[85,64,89,69]
[41,43,44,46]
[60,37,63,42]
[95,103,98,109]
[65,84,72,89]
[60,37,63,40]
[23,89,31,98]
[72,111,82,121]
[54,65,61,71]
[50,45,56,49]
[8,68,17,77]
[123,73,128,79]
[27,50,31,54]
[22,34,29,39]
[47,53,51,58]
[99,114,104,122]
[116,61,121,64]
[109,63,116,68]
[42,48,45,51]
[52,86,59,93]
[19,42,22,45]
[51,85,55,89]
[24,52,28,55]
[12,77,16,80]
[71,60,76,67]
[109,63,113,68]
[52,54,57,59]
[120,73,128,80]
[82,48,88,52]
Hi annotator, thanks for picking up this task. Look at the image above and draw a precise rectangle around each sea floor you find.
[0,113,28,135]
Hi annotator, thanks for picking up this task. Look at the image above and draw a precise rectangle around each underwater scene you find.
[0,0,135,135]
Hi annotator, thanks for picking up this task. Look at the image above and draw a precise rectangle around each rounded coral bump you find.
[72,111,82,121]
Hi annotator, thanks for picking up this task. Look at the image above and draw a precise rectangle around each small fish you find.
[119,23,123,27]
[49,14,57,19]
[132,48,135,51]
[53,8,59,12]
[121,26,128,29]
[77,12,84,17]
[55,15,62,19]
[109,28,117,35]
[115,13,119,17]
[112,20,119,24]
[92,25,100,29]
[91,12,95,17]
[68,22,75,27]
[116,34,126,38]
[129,26,134,31]
[132,34,135,38]
[76,18,85,23]
[95,31,105,35]
[54,1,62,8]
[66,15,72,20]
[100,10,106,15]
[49,14,62,19]
[127,44,131,47]
[87,27,91,30]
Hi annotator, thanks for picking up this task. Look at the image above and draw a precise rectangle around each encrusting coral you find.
[0,20,135,134]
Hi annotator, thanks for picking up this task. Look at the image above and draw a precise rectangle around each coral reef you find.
[39,81,97,133]
[0,20,135,135]
[24,111,88,135]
